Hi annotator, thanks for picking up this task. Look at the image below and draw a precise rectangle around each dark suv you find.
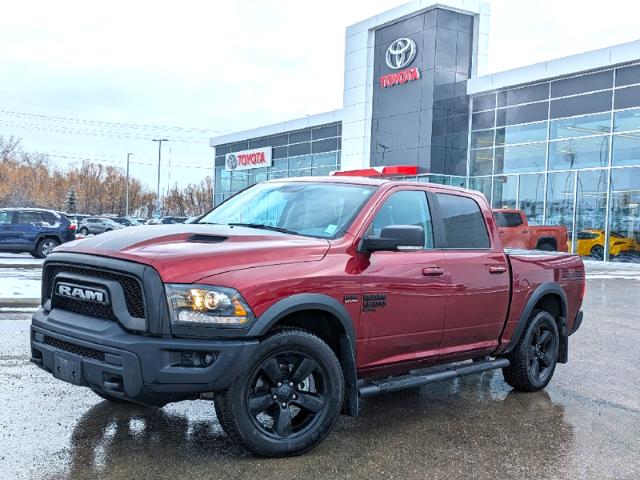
[0,208,76,258]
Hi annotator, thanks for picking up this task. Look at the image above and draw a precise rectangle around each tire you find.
[91,389,132,404]
[590,244,605,260]
[35,238,60,258]
[502,310,559,392]
[537,242,556,252]
[214,328,344,457]
[79,227,89,235]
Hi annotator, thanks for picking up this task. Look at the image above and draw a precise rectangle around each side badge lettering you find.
[362,293,387,312]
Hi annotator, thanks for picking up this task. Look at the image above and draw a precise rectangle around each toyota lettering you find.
[224,147,273,172]
[380,37,420,89]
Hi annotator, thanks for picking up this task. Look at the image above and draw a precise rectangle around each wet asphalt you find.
[1,275,639,480]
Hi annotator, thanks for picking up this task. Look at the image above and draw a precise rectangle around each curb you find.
[0,263,43,270]
[0,298,41,308]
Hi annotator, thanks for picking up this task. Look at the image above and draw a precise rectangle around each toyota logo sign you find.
[226,154,238,170]
[385,38,417,70]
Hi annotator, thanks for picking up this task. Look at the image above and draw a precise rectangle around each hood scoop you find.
[187,234,227,243]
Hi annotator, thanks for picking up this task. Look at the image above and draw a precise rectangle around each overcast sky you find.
[2,0,640,192]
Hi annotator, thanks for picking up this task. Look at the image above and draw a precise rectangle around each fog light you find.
[176,351,217,368]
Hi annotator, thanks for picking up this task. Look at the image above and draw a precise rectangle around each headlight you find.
[165,284,254,327]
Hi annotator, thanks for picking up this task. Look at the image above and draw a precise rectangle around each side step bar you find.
[358,358,510,397]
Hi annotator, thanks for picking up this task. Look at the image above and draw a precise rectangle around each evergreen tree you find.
[64,187,78,213]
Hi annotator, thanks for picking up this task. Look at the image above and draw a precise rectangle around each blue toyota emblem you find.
[226,154,238,170]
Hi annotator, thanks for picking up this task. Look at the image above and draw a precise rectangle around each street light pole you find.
[125,153,133,217]
[152,139,169,217]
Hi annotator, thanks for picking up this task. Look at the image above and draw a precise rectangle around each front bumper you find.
[30,308,258,406]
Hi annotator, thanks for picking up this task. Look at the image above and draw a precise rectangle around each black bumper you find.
[570,310,583,335]
[30,308,258,406]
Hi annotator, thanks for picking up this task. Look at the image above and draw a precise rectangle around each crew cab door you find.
[0,211,17,247]
[434,192,510,356]
[357,189,447,369]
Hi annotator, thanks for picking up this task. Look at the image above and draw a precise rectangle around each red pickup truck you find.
[494,209,568,252]
[31,178,585,457]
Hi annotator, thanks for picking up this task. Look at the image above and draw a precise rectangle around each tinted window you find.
[551,71,613,98]
[470,130,494,149]
[17,212,44,224]
[548,136,609,170]
[496,102,548,127]
[436,193,490,248]
[550,91,612,118]
[370,191,434,249]
[614,85,640,110]
[615,64,640,87]
[497,84,548,107]
[471,111,495,131]
[494,211,524,227]
[496,121,547,145]
[614,108,640,132]
[494,143,546,174]
[0,212,12,224]
[473,93,496,112]
[550,112,611,139]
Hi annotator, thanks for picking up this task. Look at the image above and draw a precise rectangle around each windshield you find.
[199,182,376,238]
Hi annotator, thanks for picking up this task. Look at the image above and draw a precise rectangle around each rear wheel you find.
[502,310,559,392]
[537,242,556,251]
[214,329,344,457]
[79,227,89,235]
[35,238,59,258]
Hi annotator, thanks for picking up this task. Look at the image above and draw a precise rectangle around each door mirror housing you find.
[363,225,424,252]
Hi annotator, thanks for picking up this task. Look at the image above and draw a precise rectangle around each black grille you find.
[54,296,117,321]
[44,264,146,318]
[44,336,106,362]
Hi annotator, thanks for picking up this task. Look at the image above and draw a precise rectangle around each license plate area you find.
[53,353,82,385]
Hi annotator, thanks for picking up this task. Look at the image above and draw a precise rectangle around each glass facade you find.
[212,122,341,206]
[469,62,640,262]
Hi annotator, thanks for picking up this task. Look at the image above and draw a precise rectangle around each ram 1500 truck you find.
[31,177,585,457]
[494,208,568,252]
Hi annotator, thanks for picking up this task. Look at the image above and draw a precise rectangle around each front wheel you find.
[214,329,344,457]
[590,244,605,260]
[502,310,559,392]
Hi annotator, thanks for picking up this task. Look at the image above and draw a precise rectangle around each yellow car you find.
[572,229,640,259]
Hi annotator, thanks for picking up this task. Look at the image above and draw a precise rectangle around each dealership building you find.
[210,0,640,262]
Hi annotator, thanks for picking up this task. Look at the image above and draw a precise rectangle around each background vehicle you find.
[77,217,125,235]
[494,209,568,252]
[147,216,188,225]
[0,208,75,258]
[31,178,585,457]
[572,229,640,260]
[111,217,142,227]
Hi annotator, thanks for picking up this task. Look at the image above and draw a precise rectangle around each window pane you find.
[575,169,608,260]
[611,133,640,167]
[546,171,575,233]
[550,112,611,140]
[496,121,547,145]
[551,70,613,98]
[496,102,548,127]
[550,91,612,119]
[469,177,492,203]
[470,129,494,149]
[17,212,44,224]
[497,83,548,107]
[495,143,546,174]
[473,93,496,112]
[614,108,640,132]
[614,85,640,110]
[616,64,640,87]
[519,173,544,225]
[436,193,490,249]
[471,110,495,131]
[494,211,524,227]
[470,149,493,175]
[548,136,609,170]
[0,212,12,224]
[609,167,640,262]
[492,175,517,209]
[370,191,434,248]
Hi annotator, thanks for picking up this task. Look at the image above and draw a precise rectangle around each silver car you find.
[77,217,125,235]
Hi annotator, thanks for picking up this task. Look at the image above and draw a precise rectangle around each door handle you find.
[489,265,508,274]
[422,266,444,276]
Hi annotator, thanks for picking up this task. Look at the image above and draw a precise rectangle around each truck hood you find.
[56,224,331,283]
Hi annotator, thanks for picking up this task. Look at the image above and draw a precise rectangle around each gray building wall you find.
[370,7,474,176]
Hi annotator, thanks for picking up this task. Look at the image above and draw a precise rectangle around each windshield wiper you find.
[227,223,300,236]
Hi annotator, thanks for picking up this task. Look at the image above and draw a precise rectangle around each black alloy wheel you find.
[590,244,605,260]
[526,317,557,385]
[247,351,327,439]
[502,310,559,392]
[214,329,344,457]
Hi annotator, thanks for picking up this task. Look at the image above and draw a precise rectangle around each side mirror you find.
[363,225,424,252]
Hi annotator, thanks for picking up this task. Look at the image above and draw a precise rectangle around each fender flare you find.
[248,293,359,416]
[503,282,568,356]
[34,232,63,247]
